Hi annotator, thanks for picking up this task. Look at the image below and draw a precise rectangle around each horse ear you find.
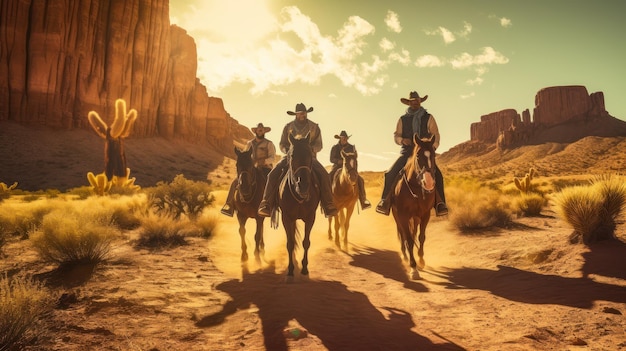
[413,133,422,146]
[304,132,311,141]
[289,132,296,144]
[234,147,241,156]
[429,135,435,144]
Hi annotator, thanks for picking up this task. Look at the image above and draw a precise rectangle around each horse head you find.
[409,134,437,192]
[287,132,313,201]
[234,147,256,201]
[340,149,359,185]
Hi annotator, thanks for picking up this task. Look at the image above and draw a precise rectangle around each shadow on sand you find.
[436,264,626,309]
[195,262,464,351]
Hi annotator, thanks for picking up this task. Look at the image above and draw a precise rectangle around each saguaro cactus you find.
[87,99,138,179]
[514,167,536,193]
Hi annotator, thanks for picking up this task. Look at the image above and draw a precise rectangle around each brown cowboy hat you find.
[400,91,428,105]
[251,123,271,133]
[334,130,351,139]
[287,103,314,115]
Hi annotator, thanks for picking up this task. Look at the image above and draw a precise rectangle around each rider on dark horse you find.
[329,130,371,210]
[221,122,276,217]
[258,103,338,218]
[375,91,449,217]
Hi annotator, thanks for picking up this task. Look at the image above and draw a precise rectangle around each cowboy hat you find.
[400,91,428,105]
[251,123,271,133]
[334,130,351,139]
[287,103,314,115]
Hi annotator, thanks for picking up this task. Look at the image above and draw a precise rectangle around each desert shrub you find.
[78,194,147,231]
[0,182,18,203]
[0,274,54,351]
[146,174,214,220]
[67,186,94,200]
[0,200,58,239]
[30,209,118,265]
[551,178,589,192]
[188,211,219,238]
[554,174,626,244]
[135,212,188,248]
[516,192,547,217]
[446,179,513,232]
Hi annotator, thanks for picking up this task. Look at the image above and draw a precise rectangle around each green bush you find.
[30,209,118,265]
[146,174,214,220]
[0,274,54,351]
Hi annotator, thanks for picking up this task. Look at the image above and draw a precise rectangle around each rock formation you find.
[470,85,618,149]
[0,0,251,154]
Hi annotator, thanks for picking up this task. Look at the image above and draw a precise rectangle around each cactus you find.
[87,172,113,196]
[0,181,18,201]
[111,168,141,192]
[514,167,536,194]
[87,99,138,179]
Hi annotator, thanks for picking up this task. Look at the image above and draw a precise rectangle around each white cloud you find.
[181,4,392,96]
[459,21,472,38]
[379,38,395,52]
[385,11,402,33]
[466,76,484,86]
[389,48,411,65]
[460,92,476,99]
[449,47,509,69]
[500,17,512,27]
[414,55,445,68]
[425,26,456,44]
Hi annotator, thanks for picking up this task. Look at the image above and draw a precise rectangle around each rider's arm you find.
[428,115,441,151]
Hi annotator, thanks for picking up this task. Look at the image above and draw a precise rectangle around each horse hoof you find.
[410,269,421,280]
[418,259,425,270]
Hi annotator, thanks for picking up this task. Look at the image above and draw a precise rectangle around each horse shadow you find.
[348,245,429,293]
[436,264,626,308]
[195,262,463,351]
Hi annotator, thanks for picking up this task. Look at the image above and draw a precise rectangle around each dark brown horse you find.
[328,149,359,250]
[391,134,437,280]
[233,147,266,263]
[278,133,320,281]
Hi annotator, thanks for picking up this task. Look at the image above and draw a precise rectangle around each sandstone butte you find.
[2,1,626,160]
[0,0,252,156]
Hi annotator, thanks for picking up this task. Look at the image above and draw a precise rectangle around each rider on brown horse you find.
[329,130,371,210]
[258,103,338,218]
[221,122,276,217]
[375,91,448,217]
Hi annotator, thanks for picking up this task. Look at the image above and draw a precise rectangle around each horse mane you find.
[403,140,421,178]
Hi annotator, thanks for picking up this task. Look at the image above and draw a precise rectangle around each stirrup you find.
[435,202,448,217]
[375,199,390,216]
[258,204,272,217]
[220,204,234,217]
[361,199,371,210]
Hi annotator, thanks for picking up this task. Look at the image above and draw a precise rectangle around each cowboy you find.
[258,103,338,218]
[375,91,448,216]
[329,130,371,210]
[221,122,276,217]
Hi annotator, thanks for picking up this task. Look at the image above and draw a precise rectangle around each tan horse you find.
[328,149,359,250]
[391,134,437,280]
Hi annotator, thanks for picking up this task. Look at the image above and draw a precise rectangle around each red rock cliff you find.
[0,0,250,153]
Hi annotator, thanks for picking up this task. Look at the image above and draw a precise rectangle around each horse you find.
[278,133,321,281]
[391,134,437,280]
[232,147,266,263]
[328,149,359,250]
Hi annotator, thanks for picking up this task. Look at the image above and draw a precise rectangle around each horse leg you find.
[417,217,429,270]
[283,219,297,281]
[335,210,343,248]
[254,217,265,263]
[344,205,355,250]
[403,219,420,279]
[327,216,333,241]
[238,215,248,262]
[301,220,314,277]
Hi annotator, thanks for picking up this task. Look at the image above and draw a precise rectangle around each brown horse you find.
[278,133,320,281]
[328,149,359,250]
[233,147,266,263]
[391,134,437,280]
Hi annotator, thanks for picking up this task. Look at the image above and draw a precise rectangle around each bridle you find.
[237,166,258,204]
[403,147,436,199]
[287,154,313,203]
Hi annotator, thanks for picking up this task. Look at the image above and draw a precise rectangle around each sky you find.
[169,0,626,171]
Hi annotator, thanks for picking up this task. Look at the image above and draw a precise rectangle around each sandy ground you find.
[2,185,626,351]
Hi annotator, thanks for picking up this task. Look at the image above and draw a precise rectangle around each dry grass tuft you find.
[0,274,54,351]
[135,212,189,248]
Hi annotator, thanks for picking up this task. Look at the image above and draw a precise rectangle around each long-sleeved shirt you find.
[279,119,323,157]
[394,108,441,151]
[245,138,276,169]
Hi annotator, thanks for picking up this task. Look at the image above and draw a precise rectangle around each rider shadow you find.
[195,262,462,351]
[347,245,429,293]
[436,264,626,308]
